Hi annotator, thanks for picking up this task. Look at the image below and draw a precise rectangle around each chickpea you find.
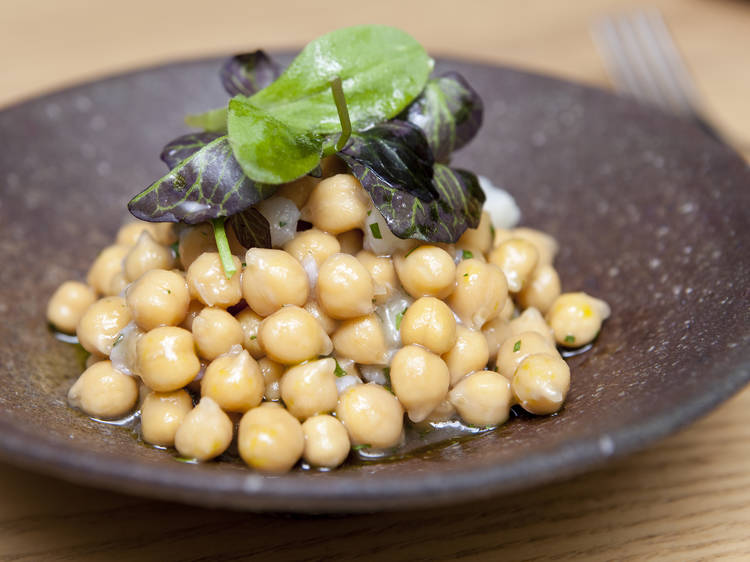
[235,308,264,358]
[499,294,516,321]
[449,370,512,427]
[125,269,190,331]
[482,316,513,363]
[238,403,304,473]
[302,415,350,469]
[258,357,284,401]
[394,245,456,299]
[316,253,374,319]
[510,307,555,345]
[137,326,201,391]
[280,358,339,420]
[510,227,559,267]
[201,347,264,413]
[242,248,309,317]
[448,259,508,330]
[123,231,176,283]
[489,238,539,293]
[336,383,404,448]
[337,229,364,255]
[108,271,129,296]
[442,326,490,386]
[301,174,370,234]
[422,399,457,424]
[191,307,243,360]
[258,305,333,365]
[283,229,341,267]
[517,264,561,314]
[180,300,203,331]
[276,174,319,208]
[331,314,389,365]
[457,211,493,255]
[67,360,138,419]
[546,292,611,348]
[76,296,131,356]
[140,389,192,447]
[85,354,103,369]
[47,281,97,333]
[400,297,457,355]
[86,244,129,296]
[303,300,338,335]
[496,331,558,381]
[512,353,570,415]
[178,222,245,270]
[390,345,450,423]
[174,396,233,461]
[117,221,175,247]
[354,251,397,305]
[186,252,242,308]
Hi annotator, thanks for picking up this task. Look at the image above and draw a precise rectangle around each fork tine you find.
[592,17,644,99]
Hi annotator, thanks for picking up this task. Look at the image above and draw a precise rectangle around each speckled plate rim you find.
[0,56,748,513]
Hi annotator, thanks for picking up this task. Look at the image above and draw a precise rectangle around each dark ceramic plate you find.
[1,56,748,512]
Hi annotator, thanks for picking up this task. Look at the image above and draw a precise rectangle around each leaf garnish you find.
[220,50,282,97]
[185,107,228,133]
[128,136,276,224]
[228,207,272,249]
[161,132,222,169]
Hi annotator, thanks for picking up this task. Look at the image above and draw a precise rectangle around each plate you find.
[0,56,748,512]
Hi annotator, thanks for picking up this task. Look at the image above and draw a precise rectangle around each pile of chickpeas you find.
[47,158,610,473]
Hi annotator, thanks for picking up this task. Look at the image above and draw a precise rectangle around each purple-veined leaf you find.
[228,206,272,249]
[160,132,222,169]
[220,51,282,97]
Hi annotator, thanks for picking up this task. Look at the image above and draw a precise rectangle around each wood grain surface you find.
[1,0,749,560]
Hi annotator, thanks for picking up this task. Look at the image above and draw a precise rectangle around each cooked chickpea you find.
[400,297,457,355]
[331,314,389,365]
[512,353,570,415]
[482,315,513,362]
[448,259,508,330]
[47,281,97,333]
[336,383,404,448]
[303,300,338,335]
[236,308,264,358]
[301,174,370,234]
[442,326,490,386]
[242,248,309,316]
[67,360,138,419]
[276,174,319,208]
[117,221,175,247]
[201,347,264,413]
[449,370,512,427]
[258,357,284,401]
[316,253,374,319]
[496,331,558,381]
[125,269,190,331]
[76,296,131,356]
[302,415,350,468]
[280,358,339,420]
[140,389,192,447]
[238,403,304,473]
[174,396,233,461]
[394,245,456,299]
[258,305,333,365]
[123,231,175,283]
[517,264,561,314]
[137,326,201,391]
[489,238,539,293]
[180,300,203,331]
[546,292,611,348]
[356,250,399,304]
[457,211,493,255]
[510,307,555,344]
[283,229,341,267]
[191,307,243,360]
[509,227,559,267]
[186,252,242,308]
[390,345,450,423]
[108,271,129,296]
[338,229,363,255]
[421,399,457,423]
[86,244,129,296]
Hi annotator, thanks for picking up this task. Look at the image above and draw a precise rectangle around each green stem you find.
[330,76,351,152]
[211,217,237,279]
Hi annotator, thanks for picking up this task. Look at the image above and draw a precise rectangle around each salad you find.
[46,25,610,473]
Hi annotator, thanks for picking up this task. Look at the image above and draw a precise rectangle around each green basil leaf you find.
[249,25,433,134]
[220,51,282,96]
[400,72,483,162]
[184,106,228,133]
[161,132,222,169]
[227,97,324,184]
[128,136,276,224]
[339,121,485,242]
[228,207,272,249]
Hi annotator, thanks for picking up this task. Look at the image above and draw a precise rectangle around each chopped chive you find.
[112,333,124,348]
[170,241,180,258]
[404,246,417,258]
[167,289,171,294]
[369,223,382,239]
[462,249,473,259]
[279,221,287,227]
[352,444,371,451]
[211,217,237,279]
[395,307,407,330]
[334,358,347,378]
[513,340,521,352]
[250,335,257,340]
[463,273,469,278]
[564,334,576,344]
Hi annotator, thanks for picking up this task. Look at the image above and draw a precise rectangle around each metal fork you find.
[592,8,726,144]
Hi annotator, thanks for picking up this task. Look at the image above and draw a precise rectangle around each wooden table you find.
[2,1,749,559]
